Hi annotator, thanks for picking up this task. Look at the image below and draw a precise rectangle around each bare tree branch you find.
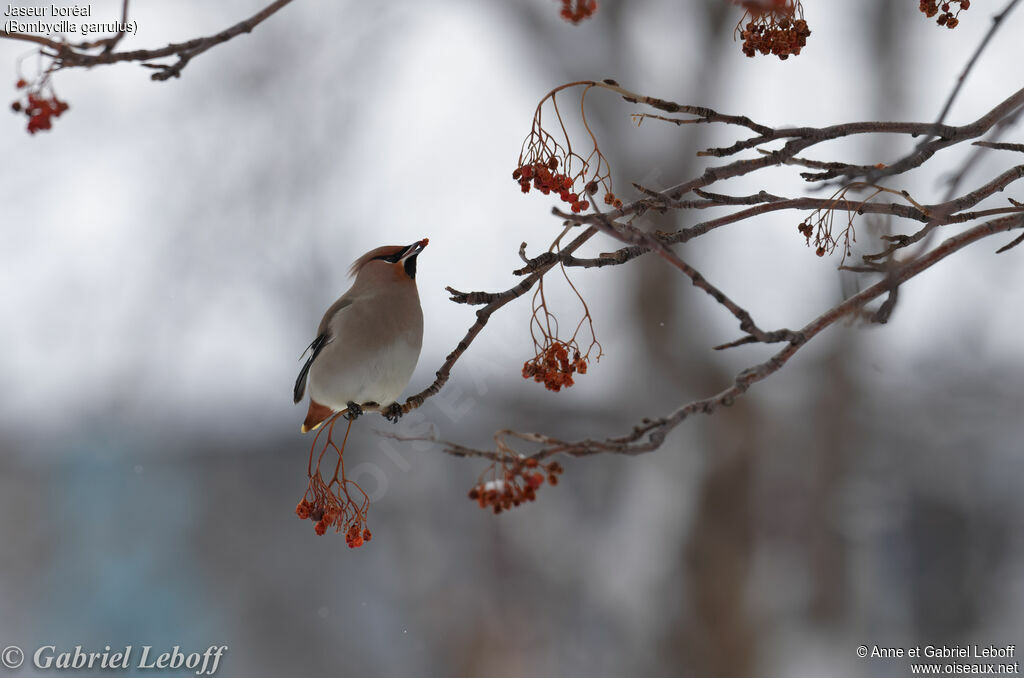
[290,2,1024,489]
[1,0,295,80]
[974,141,1024,153]
[349,86,1024,429]
[399,214,1023,463]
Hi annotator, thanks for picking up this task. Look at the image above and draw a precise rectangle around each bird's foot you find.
[384,402,404,423]
[344,402,363,421]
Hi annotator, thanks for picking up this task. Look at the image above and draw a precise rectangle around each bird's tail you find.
[301,400,335,434]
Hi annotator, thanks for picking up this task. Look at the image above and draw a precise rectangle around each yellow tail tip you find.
[301,399,334,433]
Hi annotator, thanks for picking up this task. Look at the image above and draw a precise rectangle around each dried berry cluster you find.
[600,186,624,210]
[296,495,372,547]
[559,0,597,24]
[296,417,372,547]
[514,158,591,213]
[516,82,617,214]
[797,184,880,263]
[919,0,969,28]
[734,1,811,60]
[11,80,69,134]
[524,242,603,393]
[522,339,589,391]
[798,221,829,257]
[468,457,564,514]
[797,184,921,264]
[797,212,856,261]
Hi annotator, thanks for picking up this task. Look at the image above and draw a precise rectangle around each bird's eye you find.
[371,252,402,264]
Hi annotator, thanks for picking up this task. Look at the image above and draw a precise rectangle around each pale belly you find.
[307,334,421,409]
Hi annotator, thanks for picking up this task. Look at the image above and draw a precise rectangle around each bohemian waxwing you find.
[294,239,429,433]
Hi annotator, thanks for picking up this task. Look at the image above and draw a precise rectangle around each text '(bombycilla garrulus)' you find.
[294,239,428,432]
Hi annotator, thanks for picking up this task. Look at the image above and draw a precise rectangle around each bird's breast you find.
[307,293,423,409]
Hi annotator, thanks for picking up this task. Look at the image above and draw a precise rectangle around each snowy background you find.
[1,1,1022,676]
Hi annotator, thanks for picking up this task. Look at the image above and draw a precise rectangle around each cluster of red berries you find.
[295,497,372,547]
[522,340,588,392]
[739,11,811,60]
[514,158,592,213]
[601,188,624,209]
[559,0,597,24]
[11,80,69,134]
[343,523,371,548]
[919,0,968,28]
[468,458,564,514]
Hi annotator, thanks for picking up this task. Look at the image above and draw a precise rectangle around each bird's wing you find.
[293,298,353,404]
[317,296,354,337]
[294,334,328,403]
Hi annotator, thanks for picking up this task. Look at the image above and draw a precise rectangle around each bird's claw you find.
[344,402,363,421]
[384,402,404,423]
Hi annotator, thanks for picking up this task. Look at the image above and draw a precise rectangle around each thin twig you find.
[0,0,295,80]
[414,215,1024,462]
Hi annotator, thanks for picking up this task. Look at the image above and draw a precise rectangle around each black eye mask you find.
[372,244,420,278]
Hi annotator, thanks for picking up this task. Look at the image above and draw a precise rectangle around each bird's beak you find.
[401,238,429,260]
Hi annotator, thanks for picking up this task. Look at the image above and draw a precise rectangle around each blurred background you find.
[2,1,1022,676]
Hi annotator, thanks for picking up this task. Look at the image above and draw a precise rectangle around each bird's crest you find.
[348,246,407,278]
